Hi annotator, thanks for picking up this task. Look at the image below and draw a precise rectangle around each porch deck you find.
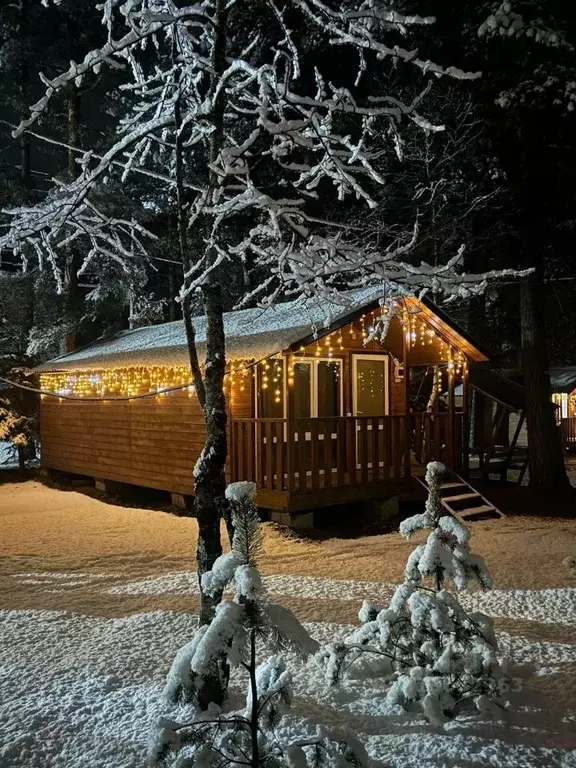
[230,413,465,511]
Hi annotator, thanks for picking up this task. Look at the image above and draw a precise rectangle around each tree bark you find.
[194,283,227,628]
[64,84,83,353]
[173,0,230,708]
[67,84,81,178]
[18,0,31,194]
[193,283,229,710]
[520,273,573,497]
[193,0,230,707]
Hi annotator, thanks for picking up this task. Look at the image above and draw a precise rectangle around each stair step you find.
[460,504,497,518]
[415,473,505,520]
[442,493,482,503]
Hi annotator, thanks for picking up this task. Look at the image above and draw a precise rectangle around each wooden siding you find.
[41,373,254,496]
[40,310,470,505]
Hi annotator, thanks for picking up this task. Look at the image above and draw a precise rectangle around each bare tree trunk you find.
[193,285,229,709]
[520,273,573,497]
[193,0,230,707]
[192,285,227,628]
[172,0,230,708]
[18,0,31,195]
[67,85,81,177]
[64,85,82,353]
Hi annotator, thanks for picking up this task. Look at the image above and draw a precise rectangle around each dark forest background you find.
[1,0,576,493]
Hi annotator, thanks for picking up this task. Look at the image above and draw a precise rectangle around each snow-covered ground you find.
[1,481,575,767]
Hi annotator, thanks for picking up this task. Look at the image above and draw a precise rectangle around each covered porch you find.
[230,412,466,512]
[226,297,480,514]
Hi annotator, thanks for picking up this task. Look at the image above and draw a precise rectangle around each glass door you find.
[289,359,343,479]
[352,355,389,469]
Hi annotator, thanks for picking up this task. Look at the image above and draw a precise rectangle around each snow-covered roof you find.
[36,287,392,373]
[549,368,576,394]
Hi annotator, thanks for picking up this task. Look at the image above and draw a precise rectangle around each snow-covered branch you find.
[1,0,503,311]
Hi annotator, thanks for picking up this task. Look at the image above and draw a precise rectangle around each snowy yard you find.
[1,480,576,767]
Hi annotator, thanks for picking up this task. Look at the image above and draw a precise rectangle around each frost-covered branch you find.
[2,0,506,310]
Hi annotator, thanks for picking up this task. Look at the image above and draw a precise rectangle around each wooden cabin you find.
[548,369,576,447]
[36,288,489,524]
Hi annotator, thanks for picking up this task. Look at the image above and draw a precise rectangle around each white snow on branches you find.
[1,0,515,319]
[332,462,503,725]
[225,481,256,504]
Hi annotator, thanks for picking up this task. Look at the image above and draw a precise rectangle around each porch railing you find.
[559,417,576,444]
[230,413,460,493]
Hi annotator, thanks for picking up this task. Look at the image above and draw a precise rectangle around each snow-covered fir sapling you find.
[328,462,504,725]
[151,482,368,768]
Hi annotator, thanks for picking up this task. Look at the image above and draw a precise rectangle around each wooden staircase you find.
[416,471,505,522]
[480,410,528,484]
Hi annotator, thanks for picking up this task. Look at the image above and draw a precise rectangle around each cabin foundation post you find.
[94,477,137,496]
[171,492,195,511]
[270,510,314,529]
[40,467,89,486]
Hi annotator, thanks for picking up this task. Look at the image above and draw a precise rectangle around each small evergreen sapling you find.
[151,482,367,768]
[329,462,504,725]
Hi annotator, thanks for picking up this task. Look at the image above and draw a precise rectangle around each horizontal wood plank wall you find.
[389,374,405,415]
[41,367,254,496]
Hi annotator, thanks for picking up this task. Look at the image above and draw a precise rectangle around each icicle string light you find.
[39,302,469,401]
[40,361,254,400]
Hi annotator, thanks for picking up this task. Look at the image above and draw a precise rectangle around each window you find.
[292,363,312,417]
[289,359,342,418]
[317,360,341,417]
[552,392,569,419]
[256,359,285,418]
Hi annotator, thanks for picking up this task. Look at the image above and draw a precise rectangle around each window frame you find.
[290,357,344,418]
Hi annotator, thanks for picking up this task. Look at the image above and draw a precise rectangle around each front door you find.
[290,358,343,479]
[352,354,389,468]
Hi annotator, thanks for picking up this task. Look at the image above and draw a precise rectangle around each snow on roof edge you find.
[35,287,391,373]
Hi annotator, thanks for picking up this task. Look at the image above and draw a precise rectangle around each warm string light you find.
[288,355,295,388]
[260,359,270,390]
[270,358,283,404]
[37,311,472,402]
[40,366,193,399]
[41,361,254,400]
[398,303,467,368]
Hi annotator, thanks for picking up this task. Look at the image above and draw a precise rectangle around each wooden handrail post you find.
[286,388,294,493]
[229,411,236,481]
[402,320,411,477]
[447,367,455,468]
[461,363,470,475]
